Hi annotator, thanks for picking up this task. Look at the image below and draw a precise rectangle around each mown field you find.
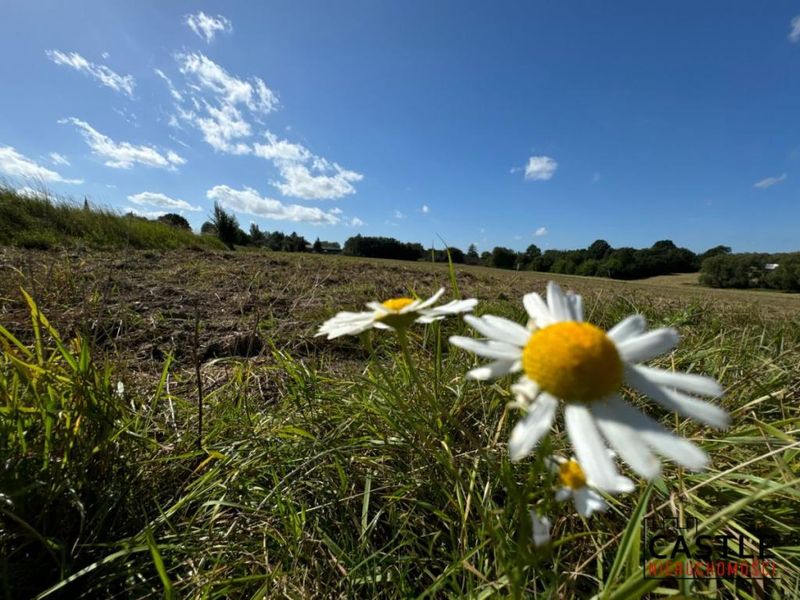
[1,247,799,599]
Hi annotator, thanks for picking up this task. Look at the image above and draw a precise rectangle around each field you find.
[1,247,799,599]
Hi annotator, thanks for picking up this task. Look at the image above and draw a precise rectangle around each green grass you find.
[0,250,799,598]
[0,186,225,250]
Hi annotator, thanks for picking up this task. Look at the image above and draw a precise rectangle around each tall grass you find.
[0,258,798,598]
[0,186,224,250]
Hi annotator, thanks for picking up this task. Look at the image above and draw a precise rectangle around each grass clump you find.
[0,187,224,251]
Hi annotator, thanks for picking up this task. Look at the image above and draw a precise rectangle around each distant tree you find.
[249,223,266,246]
[587,239,612,260]
[490,246,517,270]
[210,202,241,249]
[313,237,323,253]
[480,251,492,266]
[200,221,217,235]
[766,255,800,292]
[651,239,677,251]
[698,245,732,263]
[520,244,542,270]
[158,213,191,230]
[465,244,480,265]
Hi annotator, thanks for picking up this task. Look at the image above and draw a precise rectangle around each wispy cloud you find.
[207,185,341,224]
[524,156,558,181]
[49,152,70,166]
[790,15,800,43]
[421,204,430,214]
[128,191,201,212]
[534,226,548,236]
[393,210,406,219]
[0,145,82,184]
[62,117,185,170]
[154,69,183,101]
[46,50,135,97]
[350,217,365,227]
[185,12,233,43]
[273,159,363,200]
[253,131,312,162]
[753,173,787,189]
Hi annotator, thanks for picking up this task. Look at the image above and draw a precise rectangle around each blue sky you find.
[1,1,799,253]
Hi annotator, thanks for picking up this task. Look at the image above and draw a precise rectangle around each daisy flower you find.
[449,281,729,489]
[547,455,633,518]
[317,287,477,339]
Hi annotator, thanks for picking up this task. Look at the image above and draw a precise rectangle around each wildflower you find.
[317,287,477,339]
[449,281,729,488]
[529,510,552,547]
[547,455,633,517]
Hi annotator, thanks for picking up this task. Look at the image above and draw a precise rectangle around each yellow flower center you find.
[558,459,588,489]
[522,321,623,403]
[381,297,415,312]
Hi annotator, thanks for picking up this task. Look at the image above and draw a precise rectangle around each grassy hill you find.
[0,186,224,250]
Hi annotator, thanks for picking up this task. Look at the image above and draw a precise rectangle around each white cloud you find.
[188,103,252,154]
[753,173,787,189]
[177,52,277,113]
[534,227,548,237]
[154,69,183,101]
[63,117,185,170]
[253,131,312,162]
[790,16,800,43]
[0,145,83,184]
[128,191,201,212]
[350,217,364,227]
[273,160,363,200]
[125,207,167,219]
[393,210,406,219]
[330,207,343,215]
[46,50,135,97]
[15,186,41,198]
[49,152,70,166]
[524,156,558,181]
[185,12,233,43]
[421,204,430,214]
[207,185,341,224]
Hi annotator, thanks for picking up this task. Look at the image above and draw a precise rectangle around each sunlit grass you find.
[0,252,798,598]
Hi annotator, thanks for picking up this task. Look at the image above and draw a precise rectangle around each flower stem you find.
[396,327,425,392]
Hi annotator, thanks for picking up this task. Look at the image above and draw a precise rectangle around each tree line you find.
[700,252,800,291]
[182,204,798,289]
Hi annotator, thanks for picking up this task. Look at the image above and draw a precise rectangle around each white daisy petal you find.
[625,366,730,429]
[607,314,647,343]
[449,336,522,360]
[530,512,552,547]
[466,359,520,380]
[574,487,607,517]
[365,302,391,313]
[634,365,723,398]
[616,328,680,363]
[463,314,528,346]
[554,487,572,502]
[413,287,445,310]
[590,399,662,480]
[611,475,636,494]
[547,281,573,322]
[511,377,539,400]
[567,293,584,322]
[564,403,620,489]
[522,292,555,327]
[508,393,559,461]
[607,396,709,471]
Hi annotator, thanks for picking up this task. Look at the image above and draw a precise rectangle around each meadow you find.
[1,247,799,599]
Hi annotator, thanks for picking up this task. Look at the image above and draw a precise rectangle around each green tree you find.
[313,237,323,253]
[157,213,191,230]
[211,202,241,249]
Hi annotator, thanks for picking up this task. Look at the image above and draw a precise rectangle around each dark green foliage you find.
[343,234,424,261]
[429,246,465,263]
[157,213,192,230]
[200,221,218,235]
[465,244,480,265]
[701,252,800,291]
[210,202,242,249]
[698,245,732,263]
[0,187,223,250]
[489,246,517,269]
[313,237,323,253]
